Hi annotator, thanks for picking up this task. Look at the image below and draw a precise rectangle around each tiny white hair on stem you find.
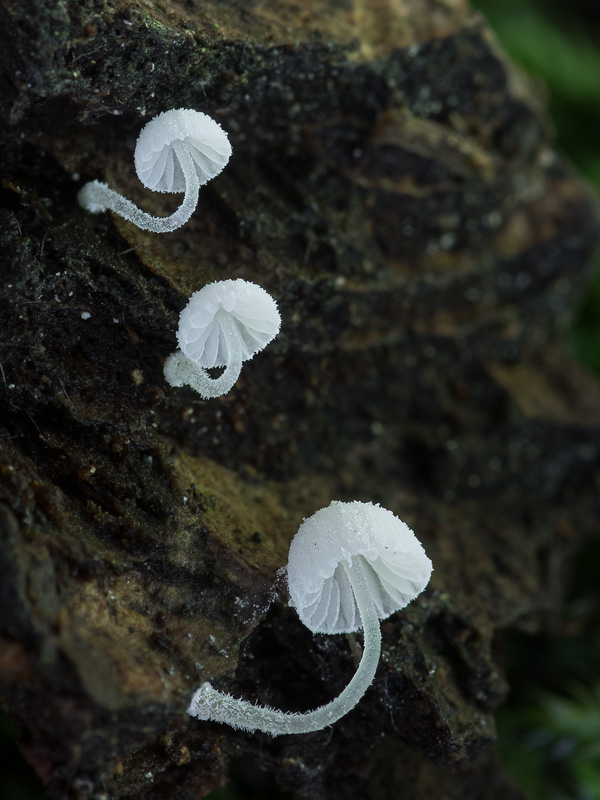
[164,279,281,399]
[188,501,433,735]
[78,108,232,233]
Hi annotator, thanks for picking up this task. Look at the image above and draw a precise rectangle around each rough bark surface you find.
[0,1,599,799]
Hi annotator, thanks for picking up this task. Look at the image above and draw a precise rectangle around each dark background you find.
[1,1,599,798]
[471,3,600,798]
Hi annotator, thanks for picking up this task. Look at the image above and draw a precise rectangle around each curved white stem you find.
[78,140,200,233]
[163,350,242,398]
[163,313,245,399]
[187,556,382,736]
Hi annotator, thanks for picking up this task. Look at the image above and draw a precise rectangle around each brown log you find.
[0,0,599,798]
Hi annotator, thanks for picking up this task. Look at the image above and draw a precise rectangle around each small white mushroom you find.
[78,108,232,233]
[188,500,433,735]
[163,279,281,399]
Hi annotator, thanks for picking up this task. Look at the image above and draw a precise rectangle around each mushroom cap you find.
[177,279,281,369]
[287,501,432,634]
[134,108,232,193]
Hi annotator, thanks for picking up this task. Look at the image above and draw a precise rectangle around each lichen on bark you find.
[0,1,599,799]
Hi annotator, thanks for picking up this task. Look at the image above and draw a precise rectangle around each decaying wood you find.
[0,1,599,798]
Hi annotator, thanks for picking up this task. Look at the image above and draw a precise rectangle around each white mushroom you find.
[78,108,232,233]
[188,500,433,735]
[163,279,281,399]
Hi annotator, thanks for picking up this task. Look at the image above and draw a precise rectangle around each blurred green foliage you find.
[492,535,600,800]
[496,684,600,800]
[469,5,600,796]
[472,0,600,377]
[493,626,600,800]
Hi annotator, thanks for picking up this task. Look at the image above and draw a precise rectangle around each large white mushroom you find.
[78,108,232,233]
[188,500,433,735]
[163,279,281,399]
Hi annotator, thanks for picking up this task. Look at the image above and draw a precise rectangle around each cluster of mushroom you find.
[79,109,280,398]
[80,108,433,737]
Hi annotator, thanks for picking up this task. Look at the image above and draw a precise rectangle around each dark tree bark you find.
[0,1,599,799]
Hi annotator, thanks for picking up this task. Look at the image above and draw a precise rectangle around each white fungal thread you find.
[188,501,433,735]
[78,108,232,233]
[164,279,281,399]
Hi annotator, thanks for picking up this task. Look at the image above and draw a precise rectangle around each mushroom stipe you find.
[164,279,281,399]
[78,109,232,233]
[187,501,433,736]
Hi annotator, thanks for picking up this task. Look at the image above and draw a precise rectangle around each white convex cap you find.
[135,108,232,193]
[288,500,433,634]
[187,499,432,735]
[164,278,281,399]
[178,279,281,368]
[78,108,232,233]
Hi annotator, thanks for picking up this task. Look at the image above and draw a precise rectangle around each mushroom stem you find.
[163,351,243,398]
[163,313,244,398]
[187,556,382,736]
[78,140,201,233]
